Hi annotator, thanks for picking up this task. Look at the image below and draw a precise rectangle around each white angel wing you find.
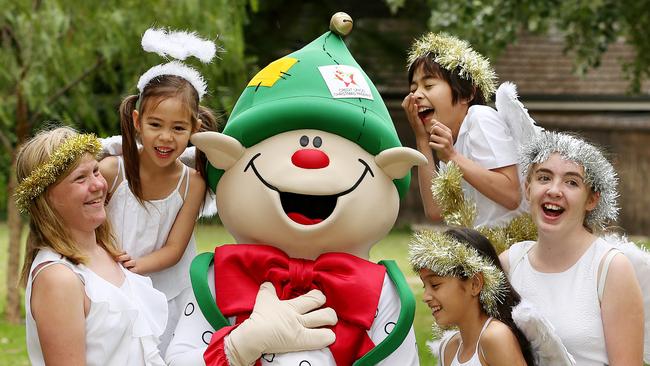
[495,82,543,145]
[426,330,458,365]
[200,189,218,218]
[512,299,576,366]
[602,234,650,363]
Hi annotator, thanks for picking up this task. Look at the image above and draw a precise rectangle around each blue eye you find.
[313,136,322,148]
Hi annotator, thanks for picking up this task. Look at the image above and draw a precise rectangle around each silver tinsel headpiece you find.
[409,230,507,318]
[520,131,619,229]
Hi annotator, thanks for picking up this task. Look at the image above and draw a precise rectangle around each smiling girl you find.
[402,33,527,228]
[99,28,218,352]
[18,127,167,365]
[500,131,644,365]
[410,228,534,366]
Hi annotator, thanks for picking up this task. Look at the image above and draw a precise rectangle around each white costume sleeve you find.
[165,265,217,366]
[465,106,519,170]
[370,274,419,365]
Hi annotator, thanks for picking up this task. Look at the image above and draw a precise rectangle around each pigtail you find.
[194,105,219,186]
[119,94,144,203]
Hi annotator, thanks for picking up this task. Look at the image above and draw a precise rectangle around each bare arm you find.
[98,156,119,196]
[125,170,206,274]
[31,264,87,366]
[601,254,643,365]
[402,93,442,222]
[480,321,527,366]
[429,122,521,210]
[499,250,510,275]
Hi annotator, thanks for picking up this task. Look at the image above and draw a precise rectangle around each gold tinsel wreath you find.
[431,162,537,253]
[15,134,101,214]
[409,229,508,318]
[407,32,497,102]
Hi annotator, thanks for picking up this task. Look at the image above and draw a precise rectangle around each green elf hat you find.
[208,12,410,197]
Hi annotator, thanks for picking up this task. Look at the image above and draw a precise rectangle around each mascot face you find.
[192,129,425,260]
[216,129,399,259]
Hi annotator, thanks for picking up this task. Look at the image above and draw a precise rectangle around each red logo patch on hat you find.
[319,65,373,100]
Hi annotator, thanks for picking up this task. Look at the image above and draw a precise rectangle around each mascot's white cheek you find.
[215,162,286,244]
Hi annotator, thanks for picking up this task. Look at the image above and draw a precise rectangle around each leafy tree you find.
[386,0,650,93]
[0,0,256,323]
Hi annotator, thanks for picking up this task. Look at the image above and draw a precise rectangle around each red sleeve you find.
[203,325,234,366]
[203,324,262,366]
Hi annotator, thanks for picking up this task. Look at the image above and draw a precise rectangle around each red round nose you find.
[291,149,330,169]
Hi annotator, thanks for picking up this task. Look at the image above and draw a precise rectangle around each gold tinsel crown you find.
[15,134,102,214]
[407,32,497,101]
[409,229,507,318]
[431,162,537,253]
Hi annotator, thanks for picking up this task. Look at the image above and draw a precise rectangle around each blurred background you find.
[1,0,649,363]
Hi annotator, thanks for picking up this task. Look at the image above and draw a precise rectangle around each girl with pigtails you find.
[99,28,218,352]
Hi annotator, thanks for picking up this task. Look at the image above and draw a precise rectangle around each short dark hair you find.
[408,54,487,106]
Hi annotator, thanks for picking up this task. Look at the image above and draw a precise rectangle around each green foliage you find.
[0,0,255,140]
[385,0,650,93]
[0,0,258,210]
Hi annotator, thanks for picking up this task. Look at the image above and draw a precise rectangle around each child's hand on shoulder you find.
[117,251,140,273]
[429,121,456,163]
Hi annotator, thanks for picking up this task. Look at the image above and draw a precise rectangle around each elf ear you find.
[191,132,245,170]
[375,147,427,179]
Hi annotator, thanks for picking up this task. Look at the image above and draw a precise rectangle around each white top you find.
[508,239,613,365]
[165,266,419,366]
[106,156,197,300]
[439,317,493,366]
[440,105,528,228]
[25,248,168,366]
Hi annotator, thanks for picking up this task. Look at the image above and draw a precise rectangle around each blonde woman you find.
[16,127,168,366]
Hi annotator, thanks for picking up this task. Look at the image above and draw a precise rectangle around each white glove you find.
[225,282,337,366]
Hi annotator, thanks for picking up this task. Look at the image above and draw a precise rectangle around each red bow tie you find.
[210,244,386,365]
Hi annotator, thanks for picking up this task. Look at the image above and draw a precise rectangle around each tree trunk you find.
[5,86,28,324]
[5,162,23,324]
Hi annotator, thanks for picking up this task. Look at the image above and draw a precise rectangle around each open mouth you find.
[245,153,374,226]
[542,203,565,217]
[85,197,104,207]
[417,107,435,124]
[431,305,442,316]
[154,146,174,158]
[280,192,337,225]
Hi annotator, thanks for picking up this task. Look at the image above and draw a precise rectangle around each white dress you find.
[25,248,168,366]
[440,105,528,228]
[508,239,612,365]
[165,265,419,366]
[106,156,197,352]
[439,317,493,366]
